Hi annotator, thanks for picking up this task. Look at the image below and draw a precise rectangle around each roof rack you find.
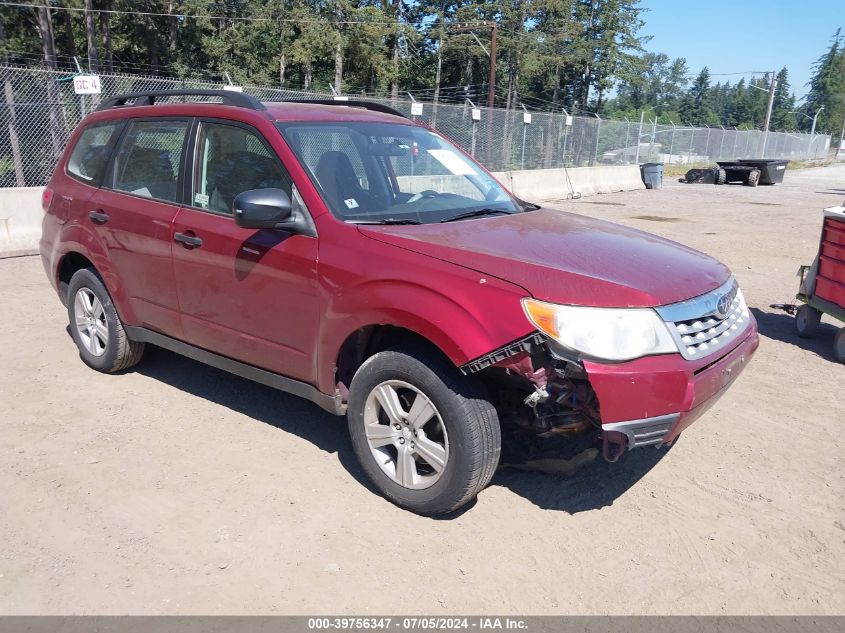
[289,99,407,119]
[96,89,266,111]
[95,90,407,120]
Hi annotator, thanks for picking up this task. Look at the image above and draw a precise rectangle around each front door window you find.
[192,122,293,215]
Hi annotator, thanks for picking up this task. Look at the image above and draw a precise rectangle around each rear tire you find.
[67,268,145,373]
[347,346,500,515]
[715,168,726,185]
[795,304,821,338]
[834,329,845,364]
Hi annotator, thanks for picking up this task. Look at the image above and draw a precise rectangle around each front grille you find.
[656,277,751,361]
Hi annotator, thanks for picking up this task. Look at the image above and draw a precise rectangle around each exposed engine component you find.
[526,374,600,436]
[472,337,632,467]
[484,347,601,438]
[523,386,549,408]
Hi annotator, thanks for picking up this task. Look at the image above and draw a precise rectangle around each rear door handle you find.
[174,232,203,248]
[88,210,110,224]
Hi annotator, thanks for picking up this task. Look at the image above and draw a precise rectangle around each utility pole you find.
[487,24,497,110]
[810,106,824,137]
[792,106,825,158]
[761,70,777,158]
[449,22,496,109]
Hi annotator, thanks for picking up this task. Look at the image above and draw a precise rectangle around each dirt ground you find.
[1,164,844,615]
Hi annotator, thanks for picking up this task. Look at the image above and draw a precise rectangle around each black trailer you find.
[715,161,761,186]
[737,159,789,184]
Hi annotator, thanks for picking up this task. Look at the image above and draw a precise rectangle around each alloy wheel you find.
[363,380,449,490]
[73,287,108,357]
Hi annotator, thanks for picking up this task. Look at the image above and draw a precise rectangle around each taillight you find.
[42,187,54,212]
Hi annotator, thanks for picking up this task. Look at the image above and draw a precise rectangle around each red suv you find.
[40,90,758,515]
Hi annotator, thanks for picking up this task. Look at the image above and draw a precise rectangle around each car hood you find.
[358,207,731,307]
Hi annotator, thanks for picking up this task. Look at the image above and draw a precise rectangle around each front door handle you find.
[88,210,110,224]
[174,231,203,248]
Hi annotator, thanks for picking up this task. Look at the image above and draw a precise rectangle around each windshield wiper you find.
[511,194,540,212]
[439,208,513,223]
[348,218,421,225]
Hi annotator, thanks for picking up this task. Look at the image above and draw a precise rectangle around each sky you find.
[637,0,845,102]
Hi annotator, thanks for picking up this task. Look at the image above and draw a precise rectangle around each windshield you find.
[276,121,520,223]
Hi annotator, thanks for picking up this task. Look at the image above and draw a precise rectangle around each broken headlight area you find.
[463,334,607,468]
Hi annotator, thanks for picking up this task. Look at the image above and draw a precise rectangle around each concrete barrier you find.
[395,175,482,199]
[493,164,645,201]
[0,187,44,258]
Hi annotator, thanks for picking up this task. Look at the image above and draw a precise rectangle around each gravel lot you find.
[1,164,844,615]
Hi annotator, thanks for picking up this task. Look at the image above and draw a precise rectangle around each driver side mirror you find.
[233,188,293,229]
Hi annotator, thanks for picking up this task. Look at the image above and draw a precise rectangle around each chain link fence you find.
[0,64,832,188]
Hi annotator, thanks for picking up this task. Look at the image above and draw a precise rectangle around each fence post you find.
[466,98,478,158]
[72,57,86,119]
[561,108,570,167]
[718,126,725,160]
[688,127,695,163]
[2,74,26,186]
[704,125,711,161]
[543,111,555,169]
[732,127,739,158]
[669,121,675,163]
[520,105,529,170]
[634,111,644,164]
[648,118,656,162]
[592,113,601,166]
[624,117,630,164]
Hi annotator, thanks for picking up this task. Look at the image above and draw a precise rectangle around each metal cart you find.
[773,204,845,363]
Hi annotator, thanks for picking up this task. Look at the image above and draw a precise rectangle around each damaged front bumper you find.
[602,414,679,449]
[586,319,759,454]
[461,314,758,462]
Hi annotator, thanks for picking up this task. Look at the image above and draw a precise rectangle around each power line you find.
[708,71,771,76]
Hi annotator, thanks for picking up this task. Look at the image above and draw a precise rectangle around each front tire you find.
[67,268,145,373]
[347,347,500,515]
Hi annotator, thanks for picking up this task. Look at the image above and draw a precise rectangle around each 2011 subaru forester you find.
[40,89,758,515]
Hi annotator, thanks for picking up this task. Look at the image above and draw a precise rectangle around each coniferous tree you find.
[770,67,796,131]
[804,29,845,135]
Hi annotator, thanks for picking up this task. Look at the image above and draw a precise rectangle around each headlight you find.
[522,298,678,361]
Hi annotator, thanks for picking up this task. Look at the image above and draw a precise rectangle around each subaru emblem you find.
[716,293,731,318]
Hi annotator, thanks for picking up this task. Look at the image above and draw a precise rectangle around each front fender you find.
[315,260,534,394]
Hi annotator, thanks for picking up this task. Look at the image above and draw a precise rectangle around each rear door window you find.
[66,121,123,186]
[111,120,189,203]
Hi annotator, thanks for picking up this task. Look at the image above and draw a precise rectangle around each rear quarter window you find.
[66,121,123,186]
[111,120,189,203]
